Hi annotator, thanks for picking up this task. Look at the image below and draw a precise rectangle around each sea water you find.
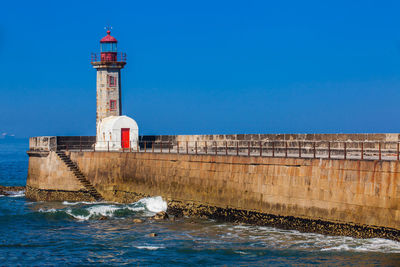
[0,139,399,266]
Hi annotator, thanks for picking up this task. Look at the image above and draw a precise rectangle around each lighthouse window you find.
[101,42,117,52]
[110,100,117,111]
[108,75,116,87]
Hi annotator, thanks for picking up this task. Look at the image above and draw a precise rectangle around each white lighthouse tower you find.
[91,28,138,151]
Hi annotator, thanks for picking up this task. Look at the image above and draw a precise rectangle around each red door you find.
[121,128,130,149]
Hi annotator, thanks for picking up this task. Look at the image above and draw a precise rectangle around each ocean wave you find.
[319,238,400,253]
[216,224,400,254]
[65,204,121,220]
[36,196,167,221]
[38,208,58,213]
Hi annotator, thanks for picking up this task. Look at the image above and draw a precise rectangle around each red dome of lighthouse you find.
[100,30,118,43]
[91,28,126,64]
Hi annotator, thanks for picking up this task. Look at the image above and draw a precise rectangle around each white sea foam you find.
[6,191,25,197]
[320,238,400,253]
[138,196,167,213]
[127,206,145,212]
[88,205,120,216]
[217,223,400,253]
[38,208,58,213]
[62,201,95,205]
[135,246,166,250]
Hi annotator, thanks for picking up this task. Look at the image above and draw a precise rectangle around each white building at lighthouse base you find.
[95,115,139,151]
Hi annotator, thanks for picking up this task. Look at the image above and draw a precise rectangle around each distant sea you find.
[0,139,399,266]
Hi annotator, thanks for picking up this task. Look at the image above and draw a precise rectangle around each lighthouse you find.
[92,29,138,151]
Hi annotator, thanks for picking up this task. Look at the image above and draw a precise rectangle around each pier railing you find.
[56,140,400,161]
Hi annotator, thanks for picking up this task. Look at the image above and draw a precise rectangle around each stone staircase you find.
[55,151,103,201]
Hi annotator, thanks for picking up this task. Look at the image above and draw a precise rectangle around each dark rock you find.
[0,190,9,196]
[166,199,400,242]
[151,211,169,220]
[149,233,158,237]
[0,185,25,192]
[0,185,25,196]
[99,216,108,220]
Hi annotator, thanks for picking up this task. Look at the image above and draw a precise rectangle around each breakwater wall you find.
[26,135,400,240]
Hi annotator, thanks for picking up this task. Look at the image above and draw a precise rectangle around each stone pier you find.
[26,135,400,240]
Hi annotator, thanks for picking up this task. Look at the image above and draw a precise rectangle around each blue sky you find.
[1,0,400,138]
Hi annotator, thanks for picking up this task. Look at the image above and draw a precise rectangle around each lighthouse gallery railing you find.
[91,52,126,63]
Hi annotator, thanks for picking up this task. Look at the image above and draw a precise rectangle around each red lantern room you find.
[91,29,126,64]
[100,30,118,61]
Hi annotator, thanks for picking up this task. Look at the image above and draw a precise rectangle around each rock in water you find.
[151,211,169,220]
[99,216,108,220]
[149,233,158,237]
[132,218,144,223]
[0,190,9,196]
